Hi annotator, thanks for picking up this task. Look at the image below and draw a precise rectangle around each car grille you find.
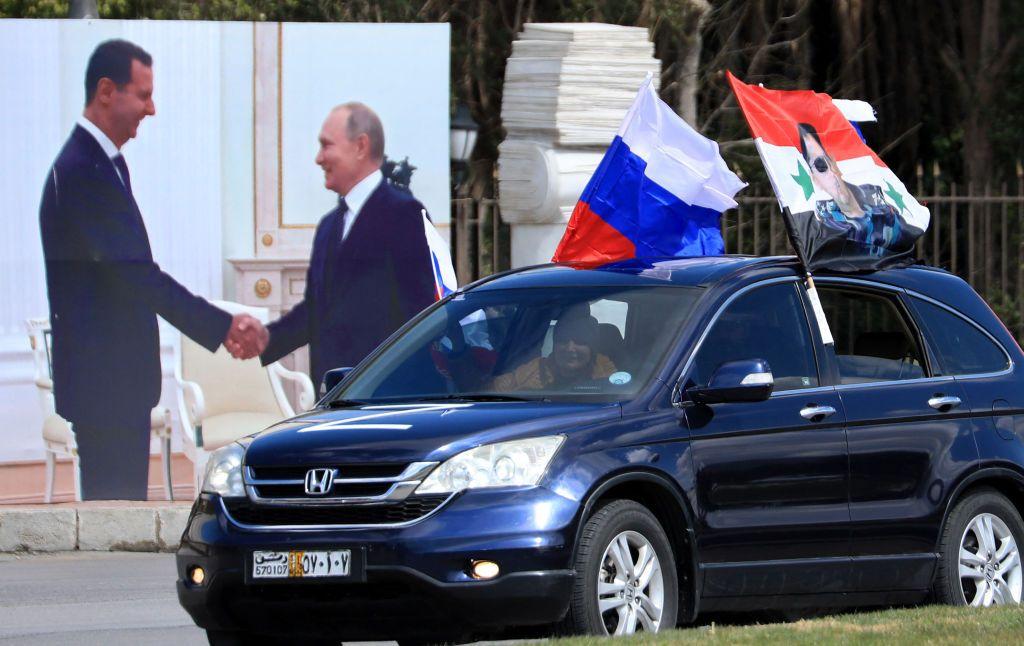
[232,461,445,527]
[244,461,437,503]
[248,464,407,480]
[222,495,449,527]
[253,482,390,498]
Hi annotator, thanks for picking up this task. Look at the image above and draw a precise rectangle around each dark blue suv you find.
[177,256,1024,644]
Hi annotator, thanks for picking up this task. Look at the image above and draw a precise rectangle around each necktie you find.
[324,199,347,292]
[112,153,132,194]
[337,197,350,243]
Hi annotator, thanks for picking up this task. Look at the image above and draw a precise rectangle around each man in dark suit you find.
[260,102,437,388]
[39,39,267,500]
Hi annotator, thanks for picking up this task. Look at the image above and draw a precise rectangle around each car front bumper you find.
[176,487,579,640]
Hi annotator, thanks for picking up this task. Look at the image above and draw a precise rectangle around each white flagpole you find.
[782,207,834,345]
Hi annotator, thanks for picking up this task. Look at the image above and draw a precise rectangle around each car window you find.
[337,286,701,403]
[539,299,631,366]
[818,287,926,384]
[689,282,819,392]
[590,298,628,335]
[910,297,1009,375]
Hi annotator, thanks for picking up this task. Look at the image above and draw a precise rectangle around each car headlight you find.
[201,441,247,497]
[415,435,565,494]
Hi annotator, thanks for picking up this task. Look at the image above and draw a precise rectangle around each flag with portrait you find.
[727,72,930,272]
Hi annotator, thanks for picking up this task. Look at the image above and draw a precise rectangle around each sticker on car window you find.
[609,372,632,386]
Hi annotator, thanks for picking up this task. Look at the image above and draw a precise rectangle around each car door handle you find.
[928,395,962,412]
[800,405,836,422]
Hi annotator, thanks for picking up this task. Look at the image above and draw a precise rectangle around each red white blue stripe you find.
[422,210,457,300]
[553,76,746,264]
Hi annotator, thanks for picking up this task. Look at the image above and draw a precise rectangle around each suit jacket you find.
[261,180,437,387]
[39,125,231,429]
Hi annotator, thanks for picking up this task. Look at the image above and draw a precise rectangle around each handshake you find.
[223,313,270,360]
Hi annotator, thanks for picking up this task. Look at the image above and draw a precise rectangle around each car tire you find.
[563,499,678,635]
[934,488,1024,606]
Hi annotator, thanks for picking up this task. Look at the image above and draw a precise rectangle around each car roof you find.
[469,255,802,291]
[468,255,962,293]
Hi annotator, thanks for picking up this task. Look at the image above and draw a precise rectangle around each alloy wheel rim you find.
[596,530,665,635]
[959,512,1022,606]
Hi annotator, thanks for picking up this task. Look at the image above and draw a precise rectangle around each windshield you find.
[334,286,701,404]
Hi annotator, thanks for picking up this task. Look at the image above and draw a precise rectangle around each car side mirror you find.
[686,359,774,404]
[320,367,354,396]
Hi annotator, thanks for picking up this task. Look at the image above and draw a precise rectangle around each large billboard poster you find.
[0,18,449,476]
[280,23,450,228]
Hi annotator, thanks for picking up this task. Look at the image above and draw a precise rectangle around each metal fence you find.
[453,168,1024,338]
[451,197,508,286]
[723,167,1024,338]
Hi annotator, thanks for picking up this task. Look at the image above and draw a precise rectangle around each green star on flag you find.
[792,161,814,200]
[884,181,908,214]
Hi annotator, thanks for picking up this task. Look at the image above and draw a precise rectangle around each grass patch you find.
[549,605,1024,645]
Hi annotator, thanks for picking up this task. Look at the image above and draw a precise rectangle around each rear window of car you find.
[818,287,927,384]
[909,297,1009,376]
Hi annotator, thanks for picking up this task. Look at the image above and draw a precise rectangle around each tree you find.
[4,0,1023,188]
[938,0,1018,188]
[68,0,95,17]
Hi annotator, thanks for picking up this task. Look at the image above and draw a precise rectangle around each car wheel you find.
[935,488,1024,606]
[565,499,678,635]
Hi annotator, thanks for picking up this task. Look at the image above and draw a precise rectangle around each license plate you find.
[252,550,351,579]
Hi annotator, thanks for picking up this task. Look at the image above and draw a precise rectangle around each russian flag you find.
[552,76,746,264]
[421,210,458,300]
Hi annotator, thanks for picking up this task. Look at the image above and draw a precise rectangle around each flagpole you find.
[782,207,834,345]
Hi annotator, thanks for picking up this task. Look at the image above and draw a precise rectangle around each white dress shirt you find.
[339,169,383,241]
[76,116,129,187]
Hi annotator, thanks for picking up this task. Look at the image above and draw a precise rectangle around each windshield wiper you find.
[325,398,369,408]
[412,393,545,403]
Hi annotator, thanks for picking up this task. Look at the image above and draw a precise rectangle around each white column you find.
[497,23,660,267]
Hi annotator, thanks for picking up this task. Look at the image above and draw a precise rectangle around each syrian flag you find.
[552,75,746,264]
[727,72,929,272]
[422,210,457,300]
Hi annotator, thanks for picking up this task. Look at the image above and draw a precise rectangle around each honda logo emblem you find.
[304,468,335,495]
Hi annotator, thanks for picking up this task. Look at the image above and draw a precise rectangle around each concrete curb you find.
[0,502,192,552]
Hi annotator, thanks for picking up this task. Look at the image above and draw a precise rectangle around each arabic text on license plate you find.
[252,550,351,579]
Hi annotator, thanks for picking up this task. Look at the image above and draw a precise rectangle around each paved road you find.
[0,552,782,644]
[0,552,205,645]
[0,553,517,645]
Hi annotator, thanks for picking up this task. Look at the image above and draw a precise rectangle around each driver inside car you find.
[491,308,616,391]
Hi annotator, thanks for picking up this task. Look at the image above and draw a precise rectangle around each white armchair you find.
[25,318,175,502]
[175,300,315,490]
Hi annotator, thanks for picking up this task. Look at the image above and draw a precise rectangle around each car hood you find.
[244,401,621,466]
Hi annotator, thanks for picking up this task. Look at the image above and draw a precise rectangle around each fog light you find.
[189,565,206,586]
[470,560,499,580]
